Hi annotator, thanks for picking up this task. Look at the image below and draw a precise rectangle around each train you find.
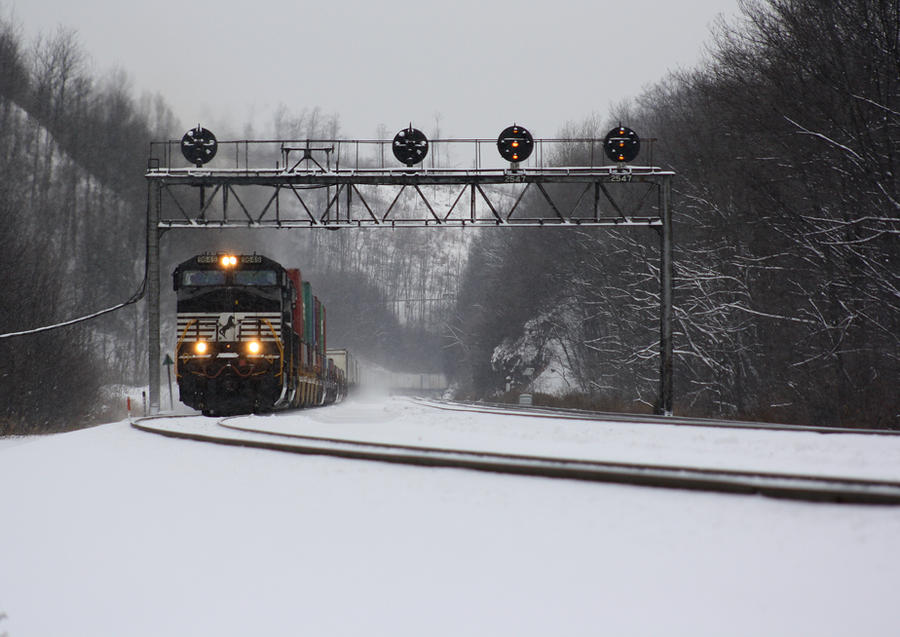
[172,252,352,416]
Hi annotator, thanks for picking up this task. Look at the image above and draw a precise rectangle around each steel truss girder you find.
[147,167,672,229]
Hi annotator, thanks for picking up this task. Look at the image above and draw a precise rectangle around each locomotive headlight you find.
[194,341,208,354]
[247,340,262,355]
[220,255,238,267]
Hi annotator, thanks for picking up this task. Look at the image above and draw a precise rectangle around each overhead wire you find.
[0,229,150,340]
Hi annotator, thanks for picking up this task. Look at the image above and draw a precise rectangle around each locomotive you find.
[173,252,348,415]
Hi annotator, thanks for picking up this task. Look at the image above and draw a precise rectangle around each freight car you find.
[325,348,359,389]
[173,253,347,415]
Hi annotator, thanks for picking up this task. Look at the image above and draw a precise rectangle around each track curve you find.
[133,405,900,505]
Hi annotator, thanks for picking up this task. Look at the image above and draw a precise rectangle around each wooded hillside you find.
[0,20,177,433]
[448,0,898,427]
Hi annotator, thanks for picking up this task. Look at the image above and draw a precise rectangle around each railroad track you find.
[132,407,900,505]
[413,397,900,436]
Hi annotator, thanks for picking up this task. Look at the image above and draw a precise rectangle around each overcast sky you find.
[7,0,740,139]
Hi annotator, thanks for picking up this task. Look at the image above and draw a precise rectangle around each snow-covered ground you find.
[3,394,900,637]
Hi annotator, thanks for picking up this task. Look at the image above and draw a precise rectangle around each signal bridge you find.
[147,135,672,229]
[145,126,674,415]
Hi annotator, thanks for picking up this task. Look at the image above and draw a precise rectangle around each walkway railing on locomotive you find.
[176,317,217,341]
[175,313,283,340]
[175,316,283,345]
[237,315,282,341]
[175,318,204,377]
[175,317,285,377]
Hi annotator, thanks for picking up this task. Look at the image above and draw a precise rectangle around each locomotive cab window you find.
[182,270,227,286]
[233,270,279,286]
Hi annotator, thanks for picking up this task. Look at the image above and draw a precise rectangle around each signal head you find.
[181,125,218,167]
[392,126,429,166]
[497,125,534,163]
[603,125,640,163]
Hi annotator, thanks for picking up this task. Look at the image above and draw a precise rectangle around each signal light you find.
[603,125,640,163]
[181,125,218,167]
[392,125,429,166]
[497,125,534,163]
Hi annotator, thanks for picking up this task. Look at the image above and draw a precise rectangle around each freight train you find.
[173,253,350,416]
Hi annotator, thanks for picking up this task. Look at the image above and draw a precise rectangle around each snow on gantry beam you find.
[145,165,675,186]
[157,218,665,229]
[147,169,673,229]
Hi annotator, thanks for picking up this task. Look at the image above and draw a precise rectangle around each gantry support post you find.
[658,175,674,415]
[147,181,161,414]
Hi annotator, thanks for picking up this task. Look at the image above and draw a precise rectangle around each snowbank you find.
[2,396,899,636]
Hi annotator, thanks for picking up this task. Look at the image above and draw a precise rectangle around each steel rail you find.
[132,414,900,505]
[412,398,900,437]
